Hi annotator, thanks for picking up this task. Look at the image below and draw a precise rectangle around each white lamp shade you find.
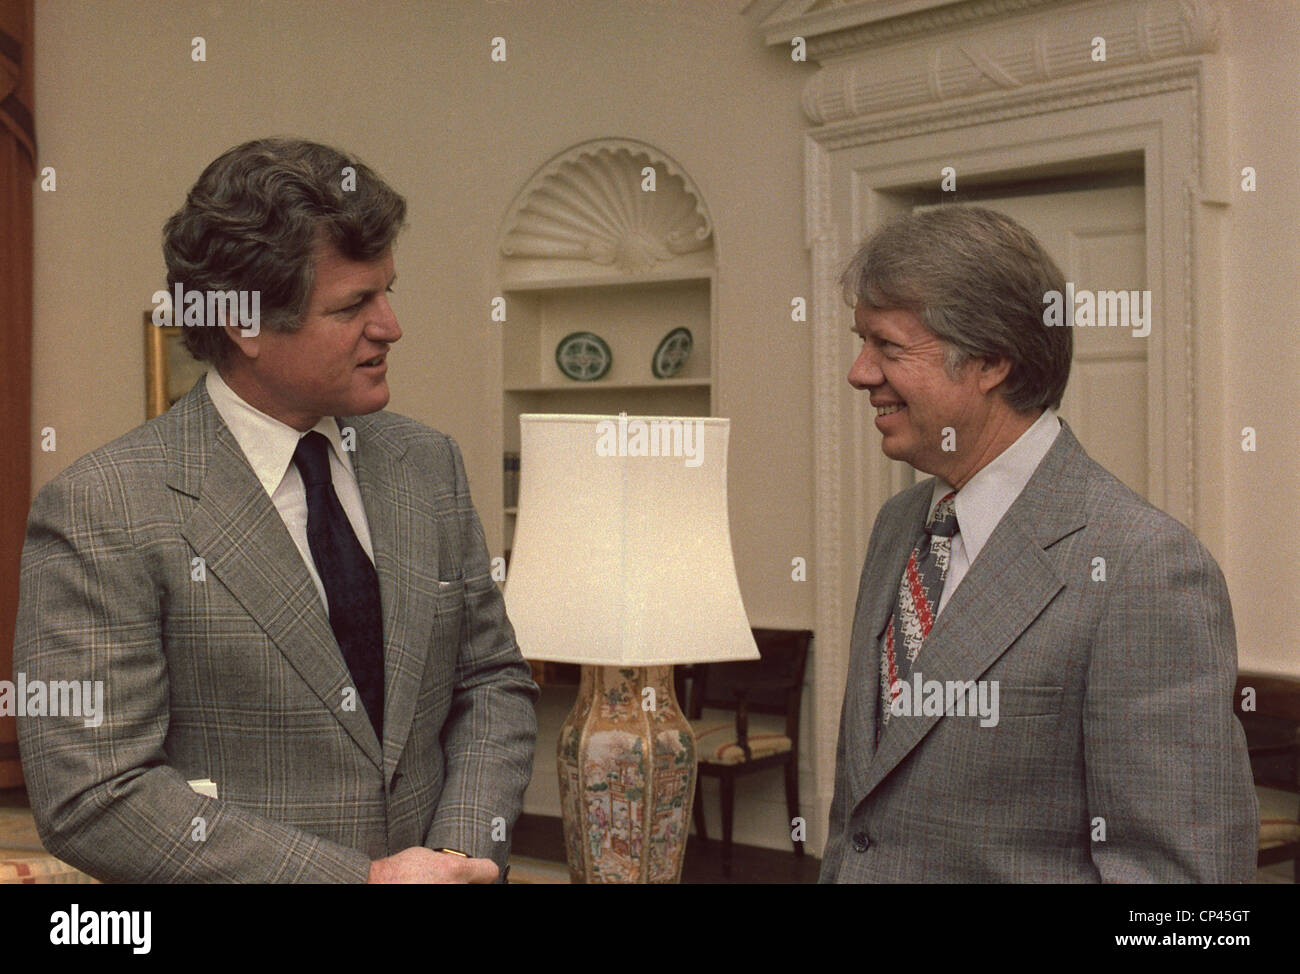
[505,414,759,666]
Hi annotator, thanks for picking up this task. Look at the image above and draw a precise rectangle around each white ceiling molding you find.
[767,0,1220,125]
[762,0,1067,51]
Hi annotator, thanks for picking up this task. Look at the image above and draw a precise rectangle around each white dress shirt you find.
[205,370,376,613]
[930,408,1062,615]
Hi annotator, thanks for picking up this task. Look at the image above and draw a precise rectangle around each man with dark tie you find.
[15,137,538,883]
[819,205,1256,882]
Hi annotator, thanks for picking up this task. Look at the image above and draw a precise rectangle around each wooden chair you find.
[1234,673,1300,882]
[678,627,812,877]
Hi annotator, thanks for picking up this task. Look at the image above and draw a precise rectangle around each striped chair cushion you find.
[691,710,792,766]
[1259,817,1300,849]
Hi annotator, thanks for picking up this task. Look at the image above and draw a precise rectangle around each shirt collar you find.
[205,370,353,498]
[929,408,1062,563]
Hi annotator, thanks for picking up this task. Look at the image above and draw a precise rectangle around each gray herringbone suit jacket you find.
[820,423,1258,882]
[15,381,538,882]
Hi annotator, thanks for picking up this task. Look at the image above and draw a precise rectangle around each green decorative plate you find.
[555,332,612,381]
[652,327,693,379]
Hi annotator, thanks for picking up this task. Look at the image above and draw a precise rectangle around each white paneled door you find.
[934,186,1150,501]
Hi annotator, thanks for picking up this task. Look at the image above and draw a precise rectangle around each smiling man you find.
[15,138,538,883]
[820,206,1257,883]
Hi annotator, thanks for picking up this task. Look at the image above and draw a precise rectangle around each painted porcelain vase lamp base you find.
[558,665,695,883]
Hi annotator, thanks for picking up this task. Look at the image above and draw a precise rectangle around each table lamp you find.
[505,413,759,883]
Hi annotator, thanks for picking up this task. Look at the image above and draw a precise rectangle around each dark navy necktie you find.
[292,431,385,742]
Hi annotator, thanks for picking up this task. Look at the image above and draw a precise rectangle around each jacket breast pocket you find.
[430,576,465,654]
[415,578,466,713]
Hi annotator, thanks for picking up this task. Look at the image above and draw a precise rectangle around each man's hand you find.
[367,847,499,884]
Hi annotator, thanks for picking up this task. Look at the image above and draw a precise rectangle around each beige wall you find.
[1221,2,1300,678]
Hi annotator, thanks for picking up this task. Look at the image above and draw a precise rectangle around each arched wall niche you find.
[498,138,715,285]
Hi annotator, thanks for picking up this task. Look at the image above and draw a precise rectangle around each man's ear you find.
[976,356,1012,394]
[222,323,260,361]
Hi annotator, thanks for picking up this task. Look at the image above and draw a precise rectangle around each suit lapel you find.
[854,424,1090,806]
[344,413,435,782]
[170,383,384,770]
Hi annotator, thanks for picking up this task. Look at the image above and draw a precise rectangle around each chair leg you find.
[720,773,735,877]
[692,774,707,842]
[784,760,803,857]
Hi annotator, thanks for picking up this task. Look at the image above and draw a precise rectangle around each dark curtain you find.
[0,0,34,788]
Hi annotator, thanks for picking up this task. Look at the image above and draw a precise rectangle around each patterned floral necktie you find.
[879,491,958,730]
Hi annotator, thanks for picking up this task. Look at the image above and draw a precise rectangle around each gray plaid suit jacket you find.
[820,423,1257,882]
[15,380,538,882]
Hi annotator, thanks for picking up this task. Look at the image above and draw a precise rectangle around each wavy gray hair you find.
[840,205,1071,412]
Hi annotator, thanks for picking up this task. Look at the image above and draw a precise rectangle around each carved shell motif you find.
[501,143,713,274]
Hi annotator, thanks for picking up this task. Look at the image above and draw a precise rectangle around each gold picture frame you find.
[143,311,207,418]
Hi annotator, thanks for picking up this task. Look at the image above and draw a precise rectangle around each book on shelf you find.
[503,452,520,509]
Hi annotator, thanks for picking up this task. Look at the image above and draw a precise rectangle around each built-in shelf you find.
[502,279,712,391]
